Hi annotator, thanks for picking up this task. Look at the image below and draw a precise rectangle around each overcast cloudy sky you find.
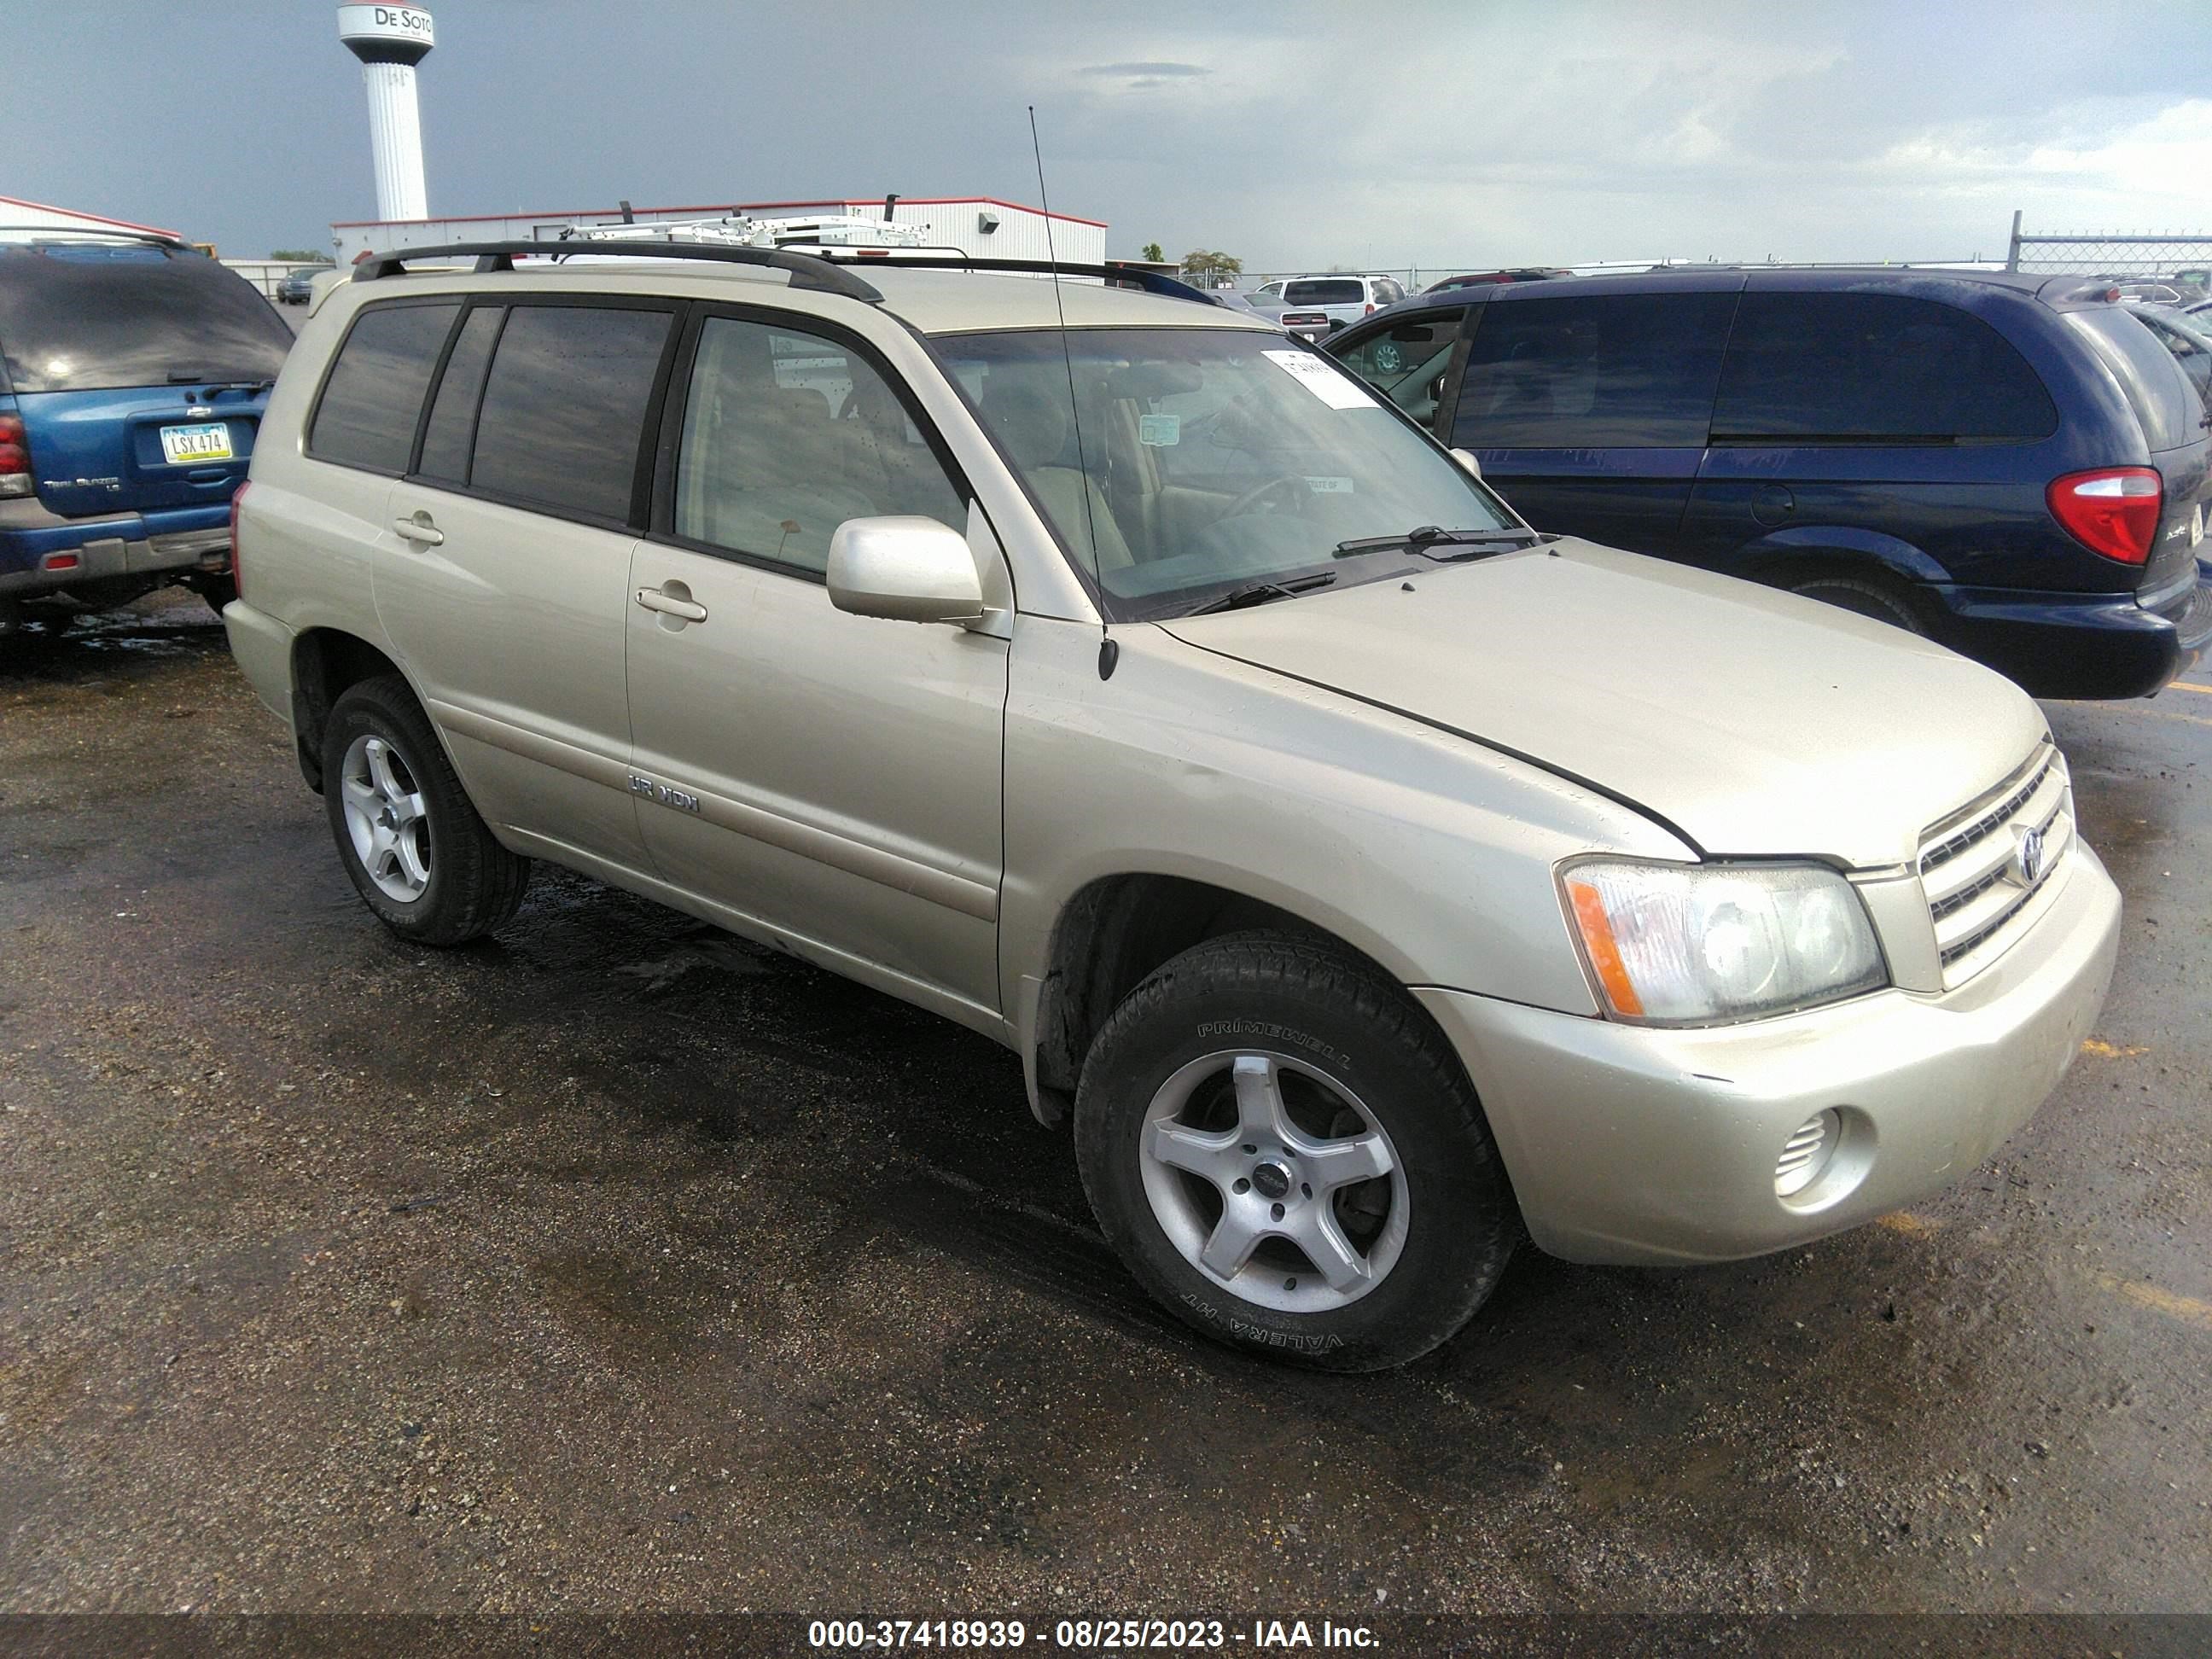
[17,0,2212,273]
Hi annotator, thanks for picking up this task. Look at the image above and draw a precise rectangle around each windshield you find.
[938,326,1522,617]
[0,243,294,393]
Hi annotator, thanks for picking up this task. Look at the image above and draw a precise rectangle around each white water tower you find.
[337,4,436,223]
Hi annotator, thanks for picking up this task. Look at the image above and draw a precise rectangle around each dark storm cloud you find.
[15,0,2212,274]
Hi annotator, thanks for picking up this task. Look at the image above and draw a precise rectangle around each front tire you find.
[320,676,530,946]
[1074,934,1517,1371]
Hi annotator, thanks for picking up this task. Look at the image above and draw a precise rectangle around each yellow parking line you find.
[1879,1220,2209,1333]
[2081,1039,2150,1058]
[2092,1273,2212,1332]
[2168,681,2212,696]
[2116,705,2212,730]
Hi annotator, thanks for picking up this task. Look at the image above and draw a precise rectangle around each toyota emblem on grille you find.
[2013,824,2046,888]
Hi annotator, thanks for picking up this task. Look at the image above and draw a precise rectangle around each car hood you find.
[1156,539,2048,869]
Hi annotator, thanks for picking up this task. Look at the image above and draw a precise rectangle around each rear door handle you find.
[635,586,707,622]
[392,515,444,546]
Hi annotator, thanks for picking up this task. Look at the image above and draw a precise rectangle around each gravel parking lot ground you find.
[1,593,2207,1616]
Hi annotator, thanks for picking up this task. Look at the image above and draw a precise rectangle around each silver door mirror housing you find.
[827,516,986,624]
[1450,447,1483,480]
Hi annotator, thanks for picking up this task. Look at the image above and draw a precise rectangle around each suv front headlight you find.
[1559,859,1887,1025]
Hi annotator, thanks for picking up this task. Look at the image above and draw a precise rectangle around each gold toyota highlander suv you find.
[221,242,2122,1369]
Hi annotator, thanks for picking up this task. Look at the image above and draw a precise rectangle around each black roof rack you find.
[349,240,886,302]
[0,225,189,250]
[347,241,1228,311]
[809,252,1225,306]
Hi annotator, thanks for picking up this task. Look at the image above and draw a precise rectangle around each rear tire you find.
[320,675,529,946]
[1074,933,1518,1371]
[1790,574,1926,636]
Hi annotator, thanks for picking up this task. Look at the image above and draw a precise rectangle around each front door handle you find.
[393,514,444,546]
[635,585,707,623]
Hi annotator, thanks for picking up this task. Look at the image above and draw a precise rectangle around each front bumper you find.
[1416,841,2122,1266]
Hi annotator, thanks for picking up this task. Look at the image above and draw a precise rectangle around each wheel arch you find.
[288,627,409,793]
[1021,871,1417,1128]
[1737,526,1951,591]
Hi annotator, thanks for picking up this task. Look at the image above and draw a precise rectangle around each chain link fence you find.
[2005,213,2212,289]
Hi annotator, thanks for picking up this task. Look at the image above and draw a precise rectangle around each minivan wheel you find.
[321,676,530,946]
[1074,933,1517,1371]
[1790,575,1926,636]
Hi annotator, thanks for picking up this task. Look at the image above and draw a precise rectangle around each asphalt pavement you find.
[0,593,2206,1618]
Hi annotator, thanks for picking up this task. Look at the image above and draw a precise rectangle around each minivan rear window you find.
[1712,293,2057,443]
[1453,292,1737,449]
[0,242,293,394]
[1286,280,1365,306]
[2122,308,2212,431]
[2069,307,2200,454]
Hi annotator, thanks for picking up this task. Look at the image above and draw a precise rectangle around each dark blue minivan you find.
[1327,269,2212,698]
[0,231,292,632]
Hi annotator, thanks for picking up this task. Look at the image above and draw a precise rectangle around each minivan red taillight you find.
[229,481,251,602]
[0,412,31,498]
[2047,467,2163,565]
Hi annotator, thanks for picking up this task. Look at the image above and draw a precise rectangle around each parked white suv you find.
[223,243,2120,1369]
[1249,274,1408,341]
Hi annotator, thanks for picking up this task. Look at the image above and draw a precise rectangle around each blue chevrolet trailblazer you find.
[0,230,292,632]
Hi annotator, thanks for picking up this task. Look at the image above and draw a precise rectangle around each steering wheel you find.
[1221,473,1311,521]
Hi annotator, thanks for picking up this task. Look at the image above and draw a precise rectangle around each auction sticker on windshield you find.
[1263,350,1377,410]
[160,422,234,465]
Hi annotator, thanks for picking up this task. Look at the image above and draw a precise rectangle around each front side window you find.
[1712,293,2057,442]
[309,302,459,473]
[1334,311,1465,427]
[1452,292,1737,449]
[940,326,1522,619]
[673,316,964,574]
[468,304,672,521]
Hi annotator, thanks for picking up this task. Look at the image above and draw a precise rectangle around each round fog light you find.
[1775,1109,1841,1198]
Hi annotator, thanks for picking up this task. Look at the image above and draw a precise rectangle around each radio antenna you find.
[1028,104,1116,680]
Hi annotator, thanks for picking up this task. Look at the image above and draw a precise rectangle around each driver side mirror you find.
[827,516,985,624]
[1450,447,1483,480]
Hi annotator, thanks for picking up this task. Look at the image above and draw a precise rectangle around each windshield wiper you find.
[1184,573,1338,614]
[1334,525,1540,561]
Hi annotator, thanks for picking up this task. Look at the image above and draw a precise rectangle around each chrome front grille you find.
[1918,742,2074,987]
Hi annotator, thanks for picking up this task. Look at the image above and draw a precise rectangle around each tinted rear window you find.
[1453,292,1736,448]
[1712,293,2056,442]
[309,302,458,473]
[2069,308,2200,453]
[2123,308,2212,430]
[467,305,672,521]
[0,242,293,394]
[415,306,503,484]
[1286,280,1364,306]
